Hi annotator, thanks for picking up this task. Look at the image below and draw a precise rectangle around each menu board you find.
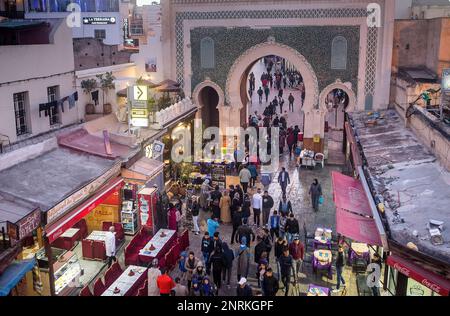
[211,164,226,189]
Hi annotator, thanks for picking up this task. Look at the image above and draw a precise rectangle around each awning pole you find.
[358,166,389,250]
[43,235,56,296]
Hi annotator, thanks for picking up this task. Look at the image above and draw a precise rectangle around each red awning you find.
[387,254,450,296]
[332,171,372,217]
[335,207,382,246]
[45,177,124,243]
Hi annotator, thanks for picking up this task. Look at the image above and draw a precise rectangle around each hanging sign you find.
[313,134,321,143]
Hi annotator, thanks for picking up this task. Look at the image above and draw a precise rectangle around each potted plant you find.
[96,72,116,114]
[81,79,98,115]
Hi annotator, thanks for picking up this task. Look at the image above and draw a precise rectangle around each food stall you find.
[313,228,332,250]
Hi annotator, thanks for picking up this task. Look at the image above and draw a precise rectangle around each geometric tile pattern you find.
[364,26,379,95]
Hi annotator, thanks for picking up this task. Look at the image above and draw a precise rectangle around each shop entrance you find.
[198,86,220,129]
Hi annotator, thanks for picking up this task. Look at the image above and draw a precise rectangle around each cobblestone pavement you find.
[171,152,351,296]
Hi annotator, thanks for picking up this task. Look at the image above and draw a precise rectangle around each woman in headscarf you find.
[148,258,161,296]
[219,189,232,224]
[192,261,206,285]
[236,236,250,281]
[309,179,323,212]
[184,251,199,290]
[200,179,212,211]
[167,203,179,231]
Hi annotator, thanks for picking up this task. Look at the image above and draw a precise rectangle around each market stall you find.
[313,228,332,250]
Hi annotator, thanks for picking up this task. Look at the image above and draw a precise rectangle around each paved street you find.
[173,151,344,296]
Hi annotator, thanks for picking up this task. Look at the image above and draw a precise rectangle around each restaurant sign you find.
[45,163,121,224]
[7,208,41,241]
[83,17,116,25]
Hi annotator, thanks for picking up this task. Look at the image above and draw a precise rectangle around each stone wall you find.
[190,26,360,95]
[73,38,133,71]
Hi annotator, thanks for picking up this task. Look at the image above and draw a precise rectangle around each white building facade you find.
[0,19,80,144]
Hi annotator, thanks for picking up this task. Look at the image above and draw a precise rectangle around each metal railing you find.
[0,11,25,19]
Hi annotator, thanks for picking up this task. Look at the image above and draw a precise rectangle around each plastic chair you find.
[79,285,93,296]
[102,221,113,232]
[125,244,140,266]
[314,153,325,169]
[93,278,106,296]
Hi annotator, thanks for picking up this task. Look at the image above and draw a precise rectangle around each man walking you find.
[278,167,290,196]
[235,219,256,247]
[288,93,295,112]
[157,268,176,296]
[262,267,279,296]
[333,246,346,293]
[201,232,214,268]
[252,188,263,227]
[105,226,117,268]
[279,248,293,296]
[257,87,263,104]
[289,236,305,283]
[285,213,300,244]
[239,165,252,194]
[264,85,270,103]
[262,190,274,226]
[269,210,280,240]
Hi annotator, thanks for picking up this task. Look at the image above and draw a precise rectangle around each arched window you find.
[331,36,348,70]
[200,37,215,69]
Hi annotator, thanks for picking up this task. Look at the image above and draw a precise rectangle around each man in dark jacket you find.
[285,213,300,244]
[213,232,223,250]
[222,242,234,286]
[201,232,214,268]
[235,219,256,247]
[210,185,222,219]
[278,195,293,216]
[279,248,293,296]
[236,277,253,296]
[278,167,290,196]
[262,267,279,296]
[231,209,242,245]
[274,237,287,280]
[254,236,268,265]
[262,191,274,226]
[207,246,225,292]
[289,236,305,283]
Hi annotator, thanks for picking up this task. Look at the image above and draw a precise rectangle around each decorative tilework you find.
[365,26,378,95]
[175,8,378,101]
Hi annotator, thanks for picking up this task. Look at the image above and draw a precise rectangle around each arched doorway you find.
[244,55,306,129]
[319,81,356,164]
[193,82,223,129]
[225,40,321,151]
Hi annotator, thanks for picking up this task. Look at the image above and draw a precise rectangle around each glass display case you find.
[53,251,82,296]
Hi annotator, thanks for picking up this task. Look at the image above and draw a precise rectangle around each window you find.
[200,37,215,69]
[13,92,29,136]
[94,29,106,40]
[331,36,348,70]
[47,86,60,126]
[28,0,47,12]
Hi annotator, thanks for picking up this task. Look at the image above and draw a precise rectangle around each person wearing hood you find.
[208,246,225,293]
[210,185,222,220]
[207,217,220,237]
[148,258,162,296]
[235,218,256,247]
[235,184,244,204]
[184,251,199,290]
[236,237,251,281]
[221,242,235,286]
[200,277,215,296]
[190,277,202,296]
[192,261,206,285]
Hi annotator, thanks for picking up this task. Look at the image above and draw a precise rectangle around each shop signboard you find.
[129,85,148,108]
[145,141,165,160]
[137,187,157,232]
[313,134,321,143]
[7,208,41,242]
[45,163,122,224]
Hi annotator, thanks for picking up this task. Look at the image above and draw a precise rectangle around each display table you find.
[82,231,108,260]
[307,284,330,296]
[52,228,81,251]
[313,236,332,250]
[102,265,147,296]
[312,249,333,279]
[299,150,316,169]
[139,229,177,265]
[349,243,370,265]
